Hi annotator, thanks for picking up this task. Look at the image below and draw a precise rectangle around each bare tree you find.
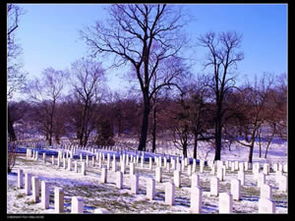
[81,4,187,151]
[27,68,67,146]
[224,74,275,163]
[7,4,26,142]
[70,58,105,147]
[186,79,214,159]
[198,31,244,161]
[172,91,191,158]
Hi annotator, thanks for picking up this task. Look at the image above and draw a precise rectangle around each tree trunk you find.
[151,105,157,153]
[138,102,150,151]
[193,131,198,159]
[214,123,222,161]
[8,109,17,142]
[258,129,262,158]
[182,141,188,158]
[214,104,223,161]
[264,125,276,159]
[248,143,254,163]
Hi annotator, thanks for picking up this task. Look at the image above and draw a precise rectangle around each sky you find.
[12,3,287,99]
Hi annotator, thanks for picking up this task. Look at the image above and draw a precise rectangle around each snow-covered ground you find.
[7,139,287,214]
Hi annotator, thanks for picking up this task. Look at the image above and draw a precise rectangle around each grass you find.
[25,200,35,205]
[16,193,26,198]
[241,186,260,196]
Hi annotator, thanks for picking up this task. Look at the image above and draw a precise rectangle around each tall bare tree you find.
[224,74,276,163]
[7,4,26,142]
[27,68,67,146]
[71,58,105,147]
[198,31,244,161]
[81,4,187,151]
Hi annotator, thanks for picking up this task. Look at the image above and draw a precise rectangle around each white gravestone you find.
[257,173,265,187]
[71,196,84,213]
[41,181,49,209]
[283,164,287,173]
[155,167,162,183]
[192,159,197,173]
[81,162,86,175]
[149,157,153,170]
[32,176,40,203]
[116,171,123,189]
[200,160,204,173]
[67,158,72,171]
[57,156,61,167]
[217,167,224,181]
[239,162,244,172]
[43,153,46,163]
[17,169,24,189]
[74,161,78,173]
[231,179,241,201]
[210,177,219,196]
[260,184,272,200]
[166,162,171,172]
[173,170,181,187]
[219,192,233,213]
[130,174,139,194]
[165,182,175,206]
[263,163,270,175]
[191,173,200,188]
[190,187,202,213]
[63,157,66,169]
[112,159,117,172]
[24,173,32,195]
[100,167,107,183]
[258,198,275,213]
[278,175,287,192]
[140,156,144,168]
[238,170,245,186]
[129,162,135,175]
[54,187,64,213]
[146,178,155,200]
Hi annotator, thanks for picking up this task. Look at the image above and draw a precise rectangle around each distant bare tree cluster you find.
[7,4,287,172]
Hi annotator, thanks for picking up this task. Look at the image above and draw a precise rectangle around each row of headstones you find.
[28,148,288,194]
[28,146,197,175]
[24,151,286,214]
[210,175,284,213]
[27,147,288,193]
[27,146,288,175]
[16,169,110,214]
[27,146,289,200]
[208,160,287,174]
[209,160,288,191]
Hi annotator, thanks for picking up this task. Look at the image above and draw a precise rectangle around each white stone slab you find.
[210,177,219,196]
[71,196,84,213]
[146,177,155,200]
[190,187,202,213]
[24,173,32,195]
[231,179,241,201]
[31,176,40,203]
[165,182,175,206]
[219,192,233,213]
[54,187,64,213]
[41,180,49,209]
[17,169,24,189]
[258,198,275,213]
